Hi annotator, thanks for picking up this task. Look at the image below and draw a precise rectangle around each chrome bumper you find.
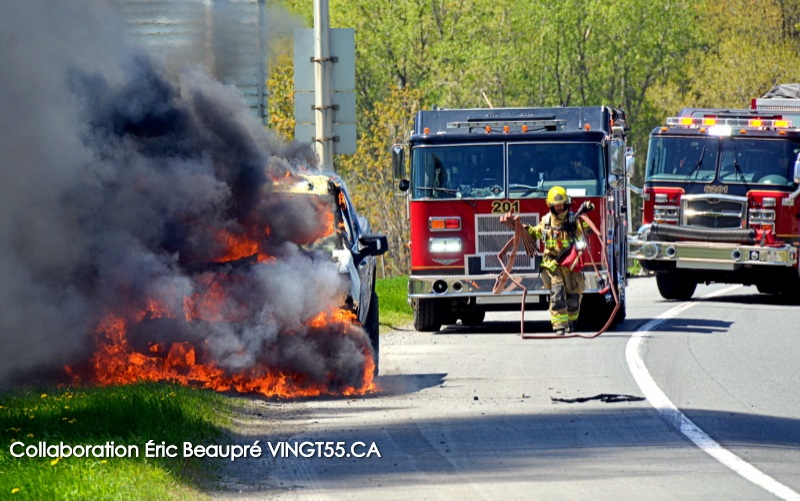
[408,272,610,302]
[629,238,797,270]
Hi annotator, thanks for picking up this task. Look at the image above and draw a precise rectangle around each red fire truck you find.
[628,88,800,300]
[392,106,632,331]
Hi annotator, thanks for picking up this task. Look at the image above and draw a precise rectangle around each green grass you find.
[627,258,643,276]
[0,279,415,497]
[0,383,230,499]
[376,275,413,329]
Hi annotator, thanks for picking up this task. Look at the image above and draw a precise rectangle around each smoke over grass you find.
[0,0,371,391]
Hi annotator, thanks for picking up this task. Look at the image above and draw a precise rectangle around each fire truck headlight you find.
[429,237,462,253]
[654,206,679,223]
[748,208,775,224]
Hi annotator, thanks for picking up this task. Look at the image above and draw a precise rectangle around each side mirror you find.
[609,138,625,176]
[392,145,406,179]
[398,179,410,192]
[358,233,389,258]
[794,153,800,184]
[608,175,624,189]
[625,146,635,178]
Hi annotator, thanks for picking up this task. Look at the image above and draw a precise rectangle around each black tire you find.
[414,298,443,332]
[758,279,800,303]
[578,292,624,331]
[611,292,626,326]
[364,292,380,375]
[655,271,697,300]
[460,310,485,327]
[756,283,781,295]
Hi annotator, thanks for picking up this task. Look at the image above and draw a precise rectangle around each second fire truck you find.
[629,87,800,299]
[392,106,633,332]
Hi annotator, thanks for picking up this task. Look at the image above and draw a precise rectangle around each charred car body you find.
[133,173,389,378]
[266,173,389,369]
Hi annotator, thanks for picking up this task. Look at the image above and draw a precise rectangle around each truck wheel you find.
[578,292,624,331]
[611,293,626,326]
[460,310,485,327]
[414,298,443,332]
[757,282,789,295]
[656,271,697,300]
[758,275,800,302]
[364,292,380,375]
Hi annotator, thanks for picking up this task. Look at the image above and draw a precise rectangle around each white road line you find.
[626,285,800,501]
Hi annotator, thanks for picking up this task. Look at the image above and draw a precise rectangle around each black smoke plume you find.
[0,0,371,391]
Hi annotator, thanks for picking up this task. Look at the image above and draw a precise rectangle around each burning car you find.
[65,172,389,397]
[265,173,389,371]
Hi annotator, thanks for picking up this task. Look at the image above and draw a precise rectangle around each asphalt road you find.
[218,276,800,500]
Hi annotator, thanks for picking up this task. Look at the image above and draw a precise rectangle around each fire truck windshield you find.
[718,138,798,186]
[411,144,504,199]
[508,142,602,197]
[646,136,799,187]
[410,142,604,199]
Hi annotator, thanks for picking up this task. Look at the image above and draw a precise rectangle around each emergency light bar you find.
[666,116,793,129]
[447,118,567,132]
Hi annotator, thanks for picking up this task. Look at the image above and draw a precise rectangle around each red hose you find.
[494,213,619,340]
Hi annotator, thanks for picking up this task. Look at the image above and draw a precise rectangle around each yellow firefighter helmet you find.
[546,186,570,207]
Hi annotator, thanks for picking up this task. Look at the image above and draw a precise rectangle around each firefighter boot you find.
[567,321,575,333]
[553,327,567,336]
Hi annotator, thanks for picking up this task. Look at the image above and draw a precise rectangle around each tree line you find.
[268,0,800,276]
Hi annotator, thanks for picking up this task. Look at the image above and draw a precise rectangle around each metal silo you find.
[116,0,268,124]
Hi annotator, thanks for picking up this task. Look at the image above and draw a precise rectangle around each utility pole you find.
[257,0,268,126]
[313,0,334,171]
[294,4,355,166]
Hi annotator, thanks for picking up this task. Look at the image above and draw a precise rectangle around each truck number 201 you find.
[491,200,520,213]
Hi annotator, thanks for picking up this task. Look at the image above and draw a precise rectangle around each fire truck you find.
[628,87,800,300]
[392,106,633,332]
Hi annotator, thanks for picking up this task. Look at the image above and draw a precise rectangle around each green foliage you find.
[0,383,229,499]
[627,258,643,277]
[268,0,800,271]
[666,0,800,108]
[376,276,413,328]
[267,50,296,142]
[337,87,424,276]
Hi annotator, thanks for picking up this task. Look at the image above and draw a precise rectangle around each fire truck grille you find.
[475,213,540,272]
[681,196,746,229]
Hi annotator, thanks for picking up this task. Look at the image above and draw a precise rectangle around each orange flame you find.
[216,229,258,261]
[69,302,375,398]
[213,229,275,264]
[65,172,375,398]
[182,278,248,323]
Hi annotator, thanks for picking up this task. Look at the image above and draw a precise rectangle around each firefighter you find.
[525,186,591,335]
